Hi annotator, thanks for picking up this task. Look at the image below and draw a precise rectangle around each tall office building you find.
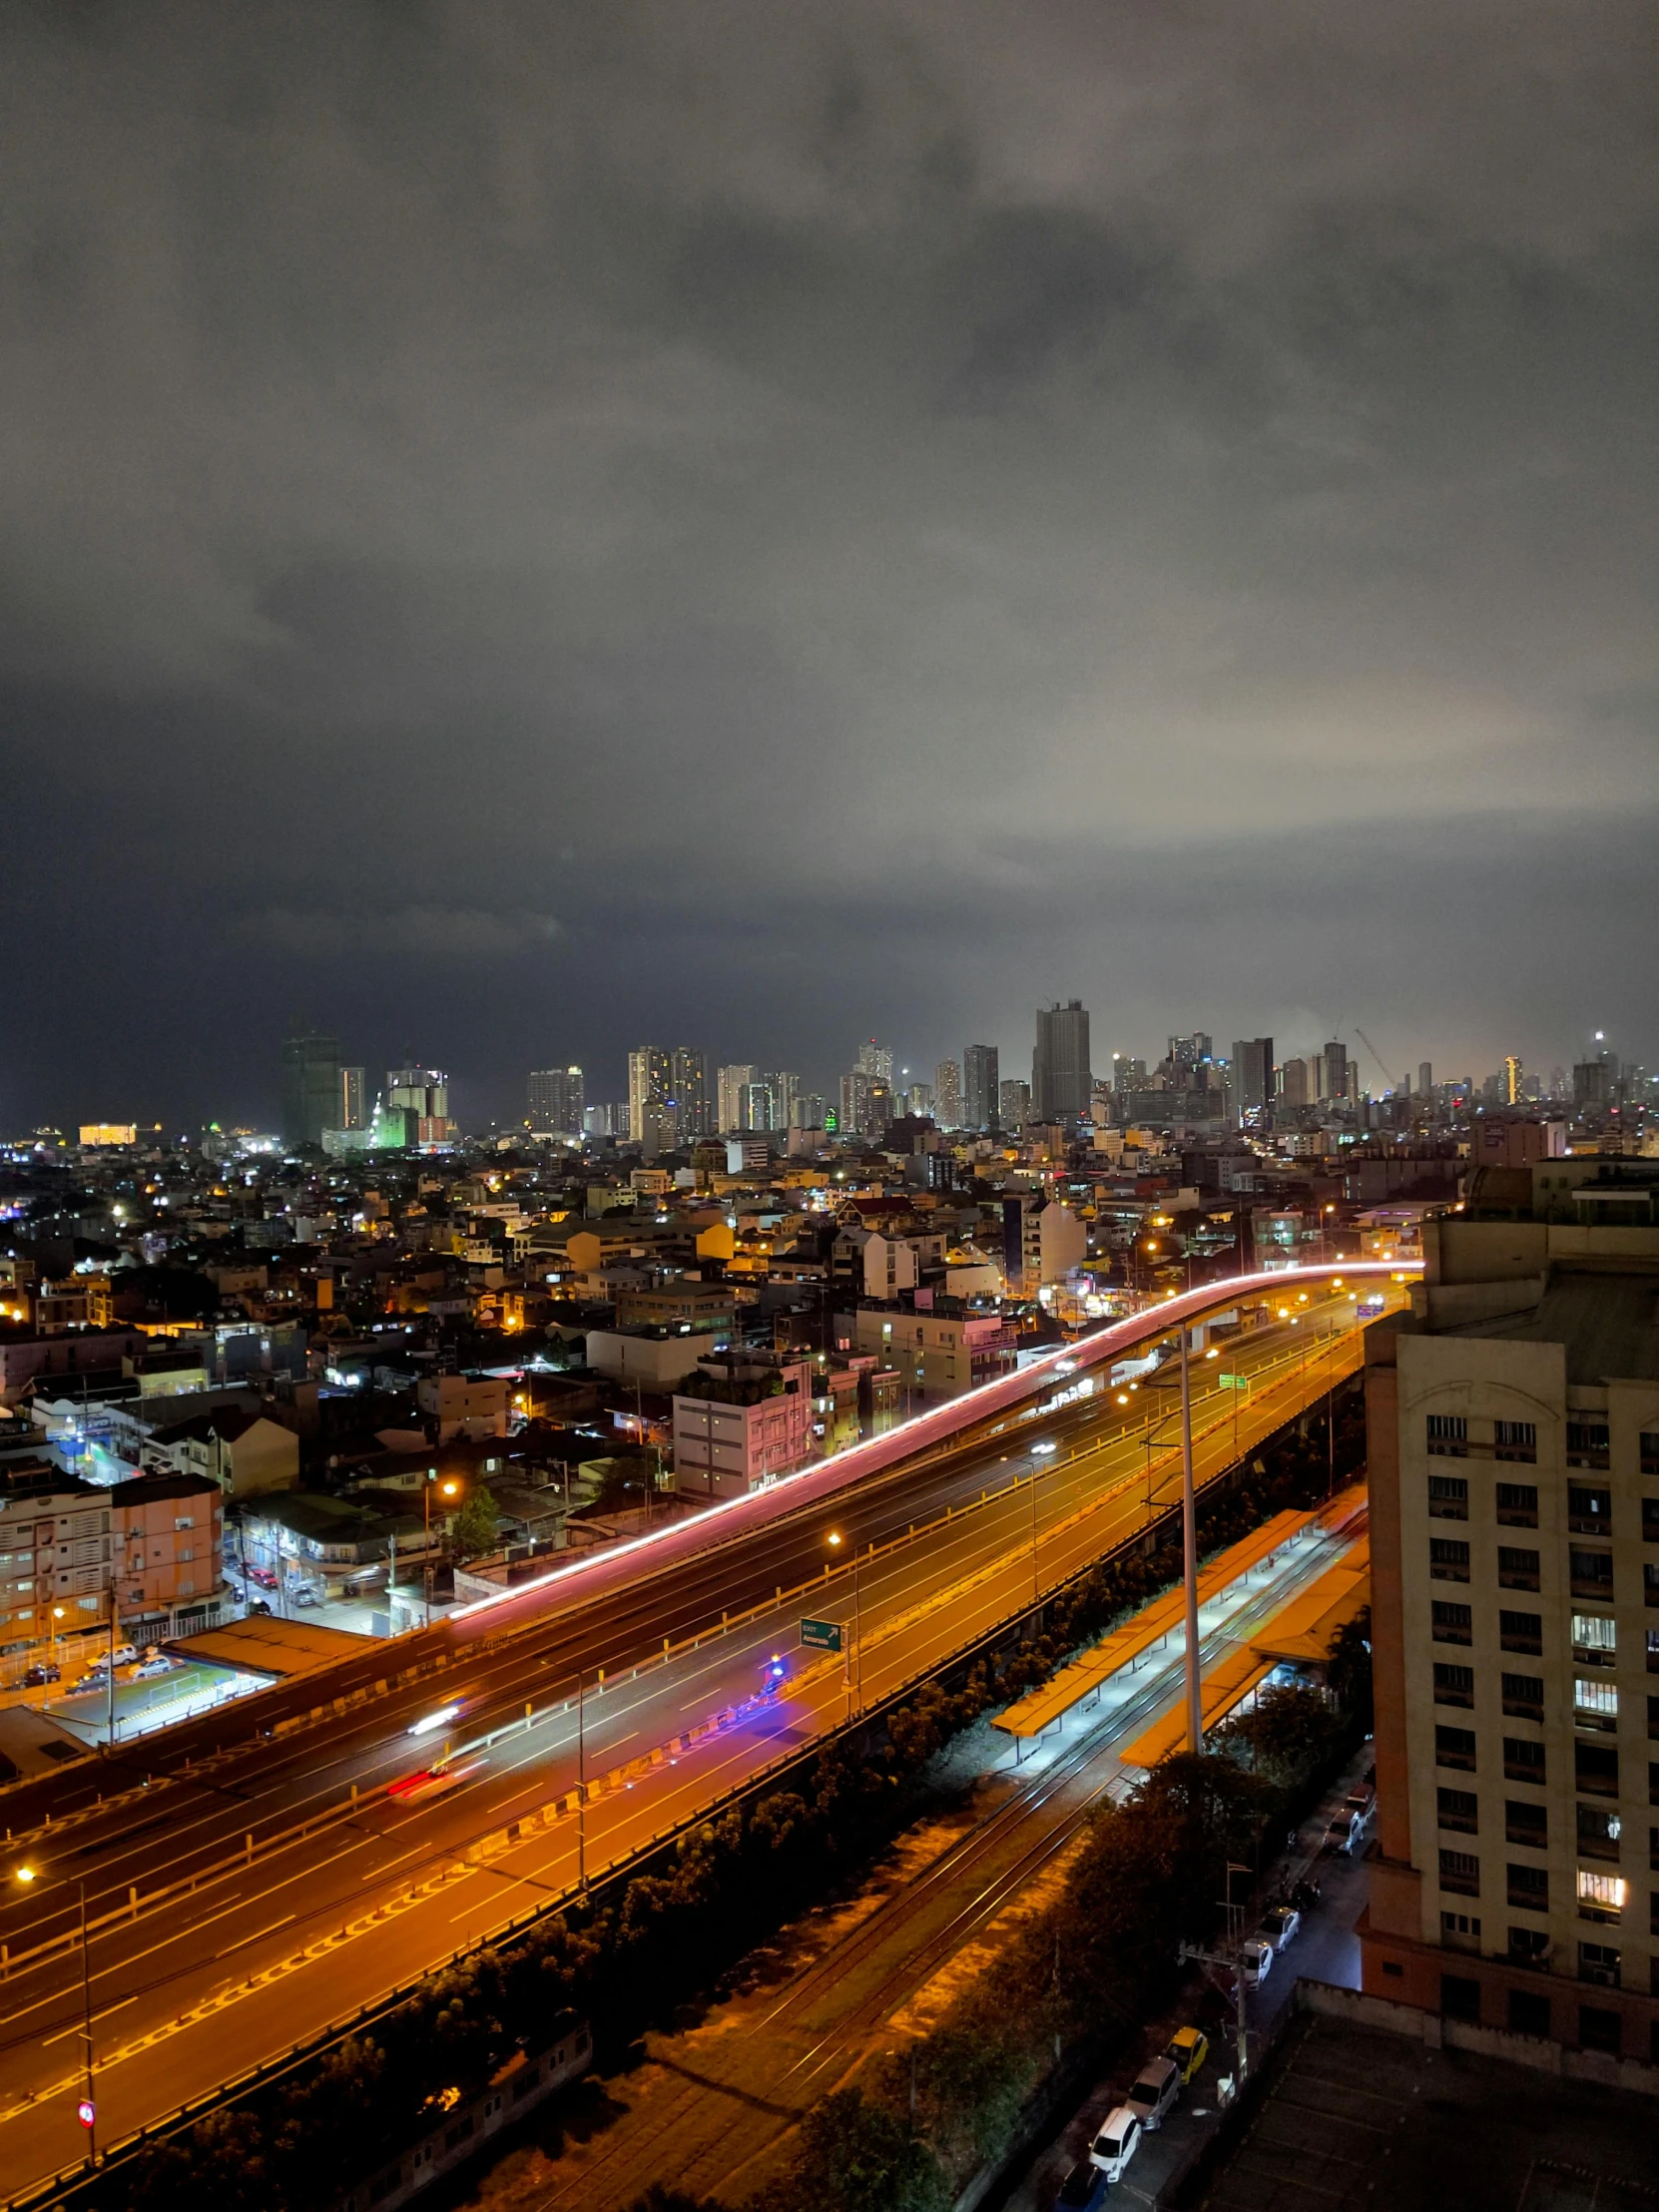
[1166,1033,1214,1080]
[1232,1038,1275,1116]
[671,1048,712,1139]
[739,1079,776,1133]
[628,1047,672,1144]
[857,1039,894,1085]
[1363,1204,1659,2055]
[280,1032,340,1151]
[528,1065,585,1135]
[339,1066,366,1132]
[934,1060,962,1130]
[1318,1039,1351,1103]
[718,1063,757,1135]
[1279,1057,1312,1108]
[999,1078,1030,1133]
[963,1045,999,1132]
[766,1070,800,1127]
[838,1068,872,1138]
[1032,1000,1092,1123]
[1418,1062,1434,1099]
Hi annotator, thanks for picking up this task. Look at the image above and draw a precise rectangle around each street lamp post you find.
[422,1476,460,1629]
[827,1530,860,1718]
[1179,1326,1203,1756]
[13,1864,95,2163]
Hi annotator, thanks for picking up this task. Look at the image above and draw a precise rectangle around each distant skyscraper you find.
[1319,1039,1350,1103]
[963,1045,999,1131]
[628,1047,672,1143]
[1504,1054,1522,1106]
[717,1063,756,1134]
[857,1038,893,1084]
[670,1048,711,1139]
[765,1070,800,1127]
[281,1032,340,1151]
[339,1066,366,1132]
[839,1067,872,1138]
[739,1079,776,1132]
[1032,1000,1091,1122]
[1417,1061,1433,1098]
[934,1060,962,1129]
[1113,1054,1147,1096]
[528,1065,585,1134]
[999,1078,1030,1133]
[1232,1038,1274,1115]
[1279,1057,1311,1108]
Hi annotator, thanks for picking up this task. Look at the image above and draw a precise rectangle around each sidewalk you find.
[998,1741,1376,2212]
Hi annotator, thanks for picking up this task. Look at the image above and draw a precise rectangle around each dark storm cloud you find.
[0,1,1655,1122]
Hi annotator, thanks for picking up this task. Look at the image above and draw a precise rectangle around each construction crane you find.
[1355,1026,1402,1094]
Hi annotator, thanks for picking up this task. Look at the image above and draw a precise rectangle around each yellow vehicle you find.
[1165,2026,1209,2083]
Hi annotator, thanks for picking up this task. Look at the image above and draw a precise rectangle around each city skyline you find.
[0,7,1654,1128]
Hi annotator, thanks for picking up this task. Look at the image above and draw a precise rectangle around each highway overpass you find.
[0,1264,1414,2202]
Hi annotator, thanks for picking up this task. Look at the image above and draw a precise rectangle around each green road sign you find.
[1217,1374,1252,1391]
[801,1617,842,1652]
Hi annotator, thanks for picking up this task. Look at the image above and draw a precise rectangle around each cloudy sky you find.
[2,1,1655,1128]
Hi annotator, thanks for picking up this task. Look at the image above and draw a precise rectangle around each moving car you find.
[387,1756,485,1806]
[1165,2026,1209,2084]
[1088,2107,1142,2185]
[1259,1903,1302,1951]
[1242,1937,1275,1985]
[1125,2055,1180,2131]
[1053,2160,1108,2212]
[22,1663,60,1688]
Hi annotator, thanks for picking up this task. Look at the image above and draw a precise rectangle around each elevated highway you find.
[0,1264,1414,2202]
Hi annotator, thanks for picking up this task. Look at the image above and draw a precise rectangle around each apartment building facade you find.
[1364,1216,1659,2058]
[672,1354,814,1499]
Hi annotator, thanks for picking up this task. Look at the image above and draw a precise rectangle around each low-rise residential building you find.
[0,1471,110,1652]
[108,1469,227,1641]
[416,1373,512,1441]
[672,1353,814,1499]
[584,1326,730,1390]
[143,1408,300,1498]
[845,1307,1017,1404]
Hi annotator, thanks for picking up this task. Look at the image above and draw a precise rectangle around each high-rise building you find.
[999,1078,1030,1133]
[281,1032,340,1151]
[963,1045,999,1132]
[339,1066,366,1132]
[905,1081,934,1118]
[1363,1206,1659,2054]
[1319,1040,1350,1103]
[1113,1054,1147,1096]
[1279,1057,1311,1108]
[1232,1038,1275,1116]
[739,1080,776,1132]
[628,1047,672,1144]
[766,1070,800,1127]
[791,1092,827,1130]
[934,1060,962,1130]
[718,1064,757,1135]
[528,1066,585,1135]
[1504,1055,1523,1106]
[670,1048,711,1139]
[1418,1062,1434,1099]
[1032,1000,1092,1123]
[857,1039,894,1085]
[1167,1033,1214,1080]
[838,1068,872,1138]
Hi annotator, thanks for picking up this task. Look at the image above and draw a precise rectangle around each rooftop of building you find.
[1441,1259,1659,1383]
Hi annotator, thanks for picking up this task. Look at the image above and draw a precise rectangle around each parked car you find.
[1259,1903,1302,1951]
[1164,2026,1209,2084]
[1323,1809,1364,1856]
[22,1663,60,1688]
[1053,2161,1109,2212]
[1242,1937,1275,1985]
[1126,2055,1181,2131]
[135,1655,176,1679]
[80,1643,139,1677]
[1088,2107,1142,2185]
[247,1565,278,1590]
[290,1584,322,1609]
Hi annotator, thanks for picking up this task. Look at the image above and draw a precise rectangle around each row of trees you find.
[100,1384,1366,2212]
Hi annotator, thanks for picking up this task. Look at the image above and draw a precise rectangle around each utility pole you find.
[1179,1935,1249,2092]
[1179,1326,1202,1755]
[78,1876,95,2163]
[577,1670,587,1893]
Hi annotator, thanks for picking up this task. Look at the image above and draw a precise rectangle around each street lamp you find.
[827,1529,859,1719]
[13,1863,95,2164]
[423,1476,461,1629]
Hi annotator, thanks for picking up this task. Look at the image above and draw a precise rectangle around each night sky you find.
[3,3,1655,1130]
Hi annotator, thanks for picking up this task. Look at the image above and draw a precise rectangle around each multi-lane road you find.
[0,1268,1410,2202]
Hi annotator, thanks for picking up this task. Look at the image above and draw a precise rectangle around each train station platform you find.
[992,1507,1317,1742]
